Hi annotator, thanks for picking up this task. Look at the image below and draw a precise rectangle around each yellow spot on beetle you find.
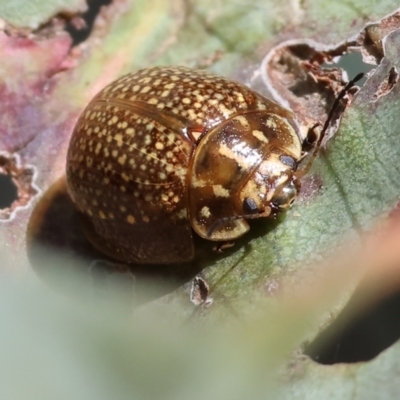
[141,86,151,93]
[266,118,277,129]
[252,130,269,144]
[200,206,211,218]
[121,172,130,181]
[218,103,231,116]
[127,215,135,224]
[118,154,127,165]
[114,133,123,143]
[212,184,230,197]
[235,115,250,129]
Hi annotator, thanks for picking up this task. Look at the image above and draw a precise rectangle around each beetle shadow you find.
[27,177,198,304]
[26,177,230,305]
[27,177,283,306]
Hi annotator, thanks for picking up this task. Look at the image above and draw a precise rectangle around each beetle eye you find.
[271,180,298,210]
[243,197,259,214]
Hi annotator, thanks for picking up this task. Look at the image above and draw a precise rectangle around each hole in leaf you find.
[324,52,374,86]
[0,173,18,209]
[304,282,400,364]
[373,66,399,100]
[0,154,39,220]
[65,0,113,46]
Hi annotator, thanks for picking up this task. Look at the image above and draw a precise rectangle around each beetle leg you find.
[213,241,235,253]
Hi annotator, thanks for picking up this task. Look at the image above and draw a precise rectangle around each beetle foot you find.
[213,241,235,253]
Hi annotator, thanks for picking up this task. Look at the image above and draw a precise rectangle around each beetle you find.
[66,66,359,264]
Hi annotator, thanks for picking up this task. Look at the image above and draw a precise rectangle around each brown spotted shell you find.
[66,66,302,264]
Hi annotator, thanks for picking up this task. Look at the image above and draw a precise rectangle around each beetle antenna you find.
[297,72,364,178]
